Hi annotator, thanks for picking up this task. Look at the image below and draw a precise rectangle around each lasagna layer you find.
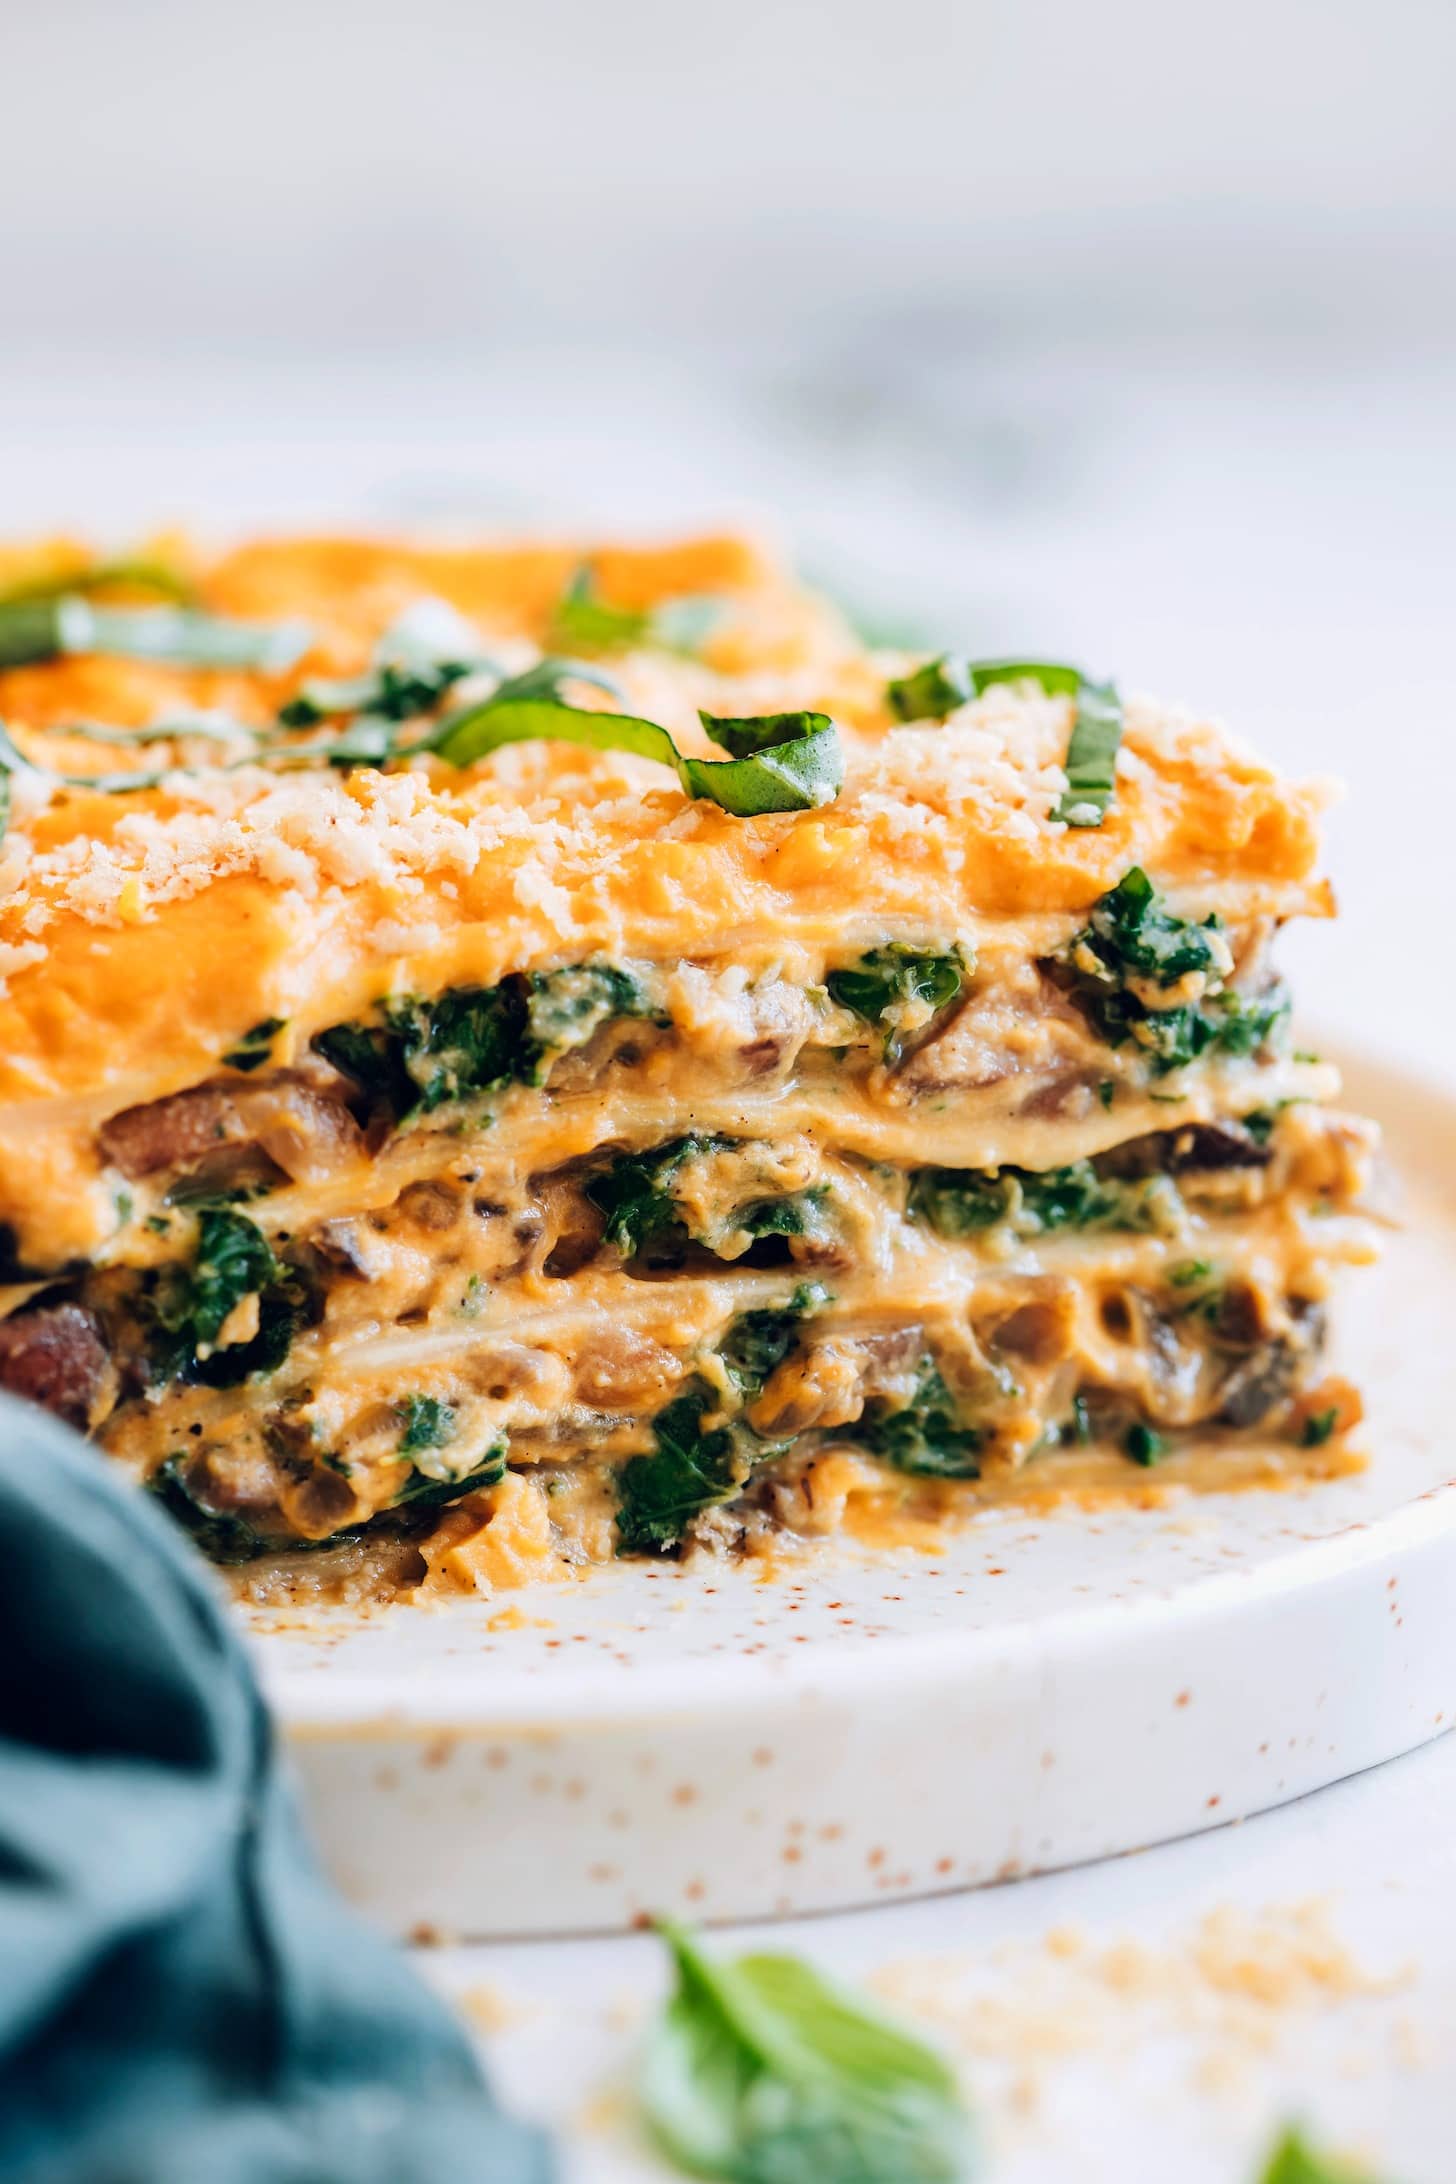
[0,533,1378,1591]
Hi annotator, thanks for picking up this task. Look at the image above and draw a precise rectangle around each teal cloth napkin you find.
[0,1392,552,2183]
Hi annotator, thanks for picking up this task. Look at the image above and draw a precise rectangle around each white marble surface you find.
[423,1731,1456,2182]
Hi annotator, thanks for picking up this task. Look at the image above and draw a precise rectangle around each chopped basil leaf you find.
[1300,1406,1340,1448]
[968,658,1083,700]
[641,1920,974,2184]
[279,657,472,729]
[550,566,724,657]
[0,595,309,672]
[1257,2125,1380,2183]
[886,655,1122,824]
[1124,1422,1166,1465]
[886,654,973,722]
[433,670,843,817]
[1054,675,1123,825]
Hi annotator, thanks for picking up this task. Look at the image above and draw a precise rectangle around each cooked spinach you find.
[850,1363,983,1479]
[149,1456,273,1564]
[389,984,529,1111]
[147,1208,301,1387]
[221,1016,286,1072]
[588,1136,721,1259]
[826,946,968,1063]
[396,1394,457,1453]
[737,1191,826,1241]
[315,961,655,1119]
[909,1159,1163,1240]
[615,1387,780,1554]
[391,1439,508,1511]
[641,1920,974,2184]
[522,962,657,1082]
[720,1283,832,1396]
[588,1139,827,1264]
[1124,1422,1166,1465]
[1059,868,1288,1076]
[278,657,471,730]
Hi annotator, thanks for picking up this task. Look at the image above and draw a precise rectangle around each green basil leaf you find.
[889,656,1123,826]
[1054,676,1123,825]
[551,566,724,657]
[686,710,842,815]
[433,674,843,818]
[1257,2126,1383,2183]
[642,1921,975,2184]
[886,655,973,722]
[0,594,310,672]
[0,556,197,610]
[967,658,1083,699]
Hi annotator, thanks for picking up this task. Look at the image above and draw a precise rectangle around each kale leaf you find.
[587,1136,721,1260]
[1059,868,1288,1077]
[149,1455,273,1564]
[719,1282,832,1396]
[314,961,654,1119]
[391,1439,508,1511]
[615,1386,778,1554]
[396,1394,457,1453]
[909,1159,1163,1240]
[826,945,967,1064]
[221,1015,286,1073]
[148,1208,301,1387]
[849,1362,984,1479]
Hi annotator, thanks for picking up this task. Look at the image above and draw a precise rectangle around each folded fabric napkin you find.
[0,1393,552,2183]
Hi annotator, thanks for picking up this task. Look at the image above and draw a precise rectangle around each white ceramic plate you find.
[252,1046,1456,1939]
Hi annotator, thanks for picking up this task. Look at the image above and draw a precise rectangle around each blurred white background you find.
[1,0,1453,1065]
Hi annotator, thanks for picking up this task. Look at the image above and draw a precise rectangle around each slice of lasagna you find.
[0,534,1377,1597]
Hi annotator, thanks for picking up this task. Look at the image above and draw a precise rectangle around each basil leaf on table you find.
[641,1921,976,2183]
[1257,2127,1387,2183]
